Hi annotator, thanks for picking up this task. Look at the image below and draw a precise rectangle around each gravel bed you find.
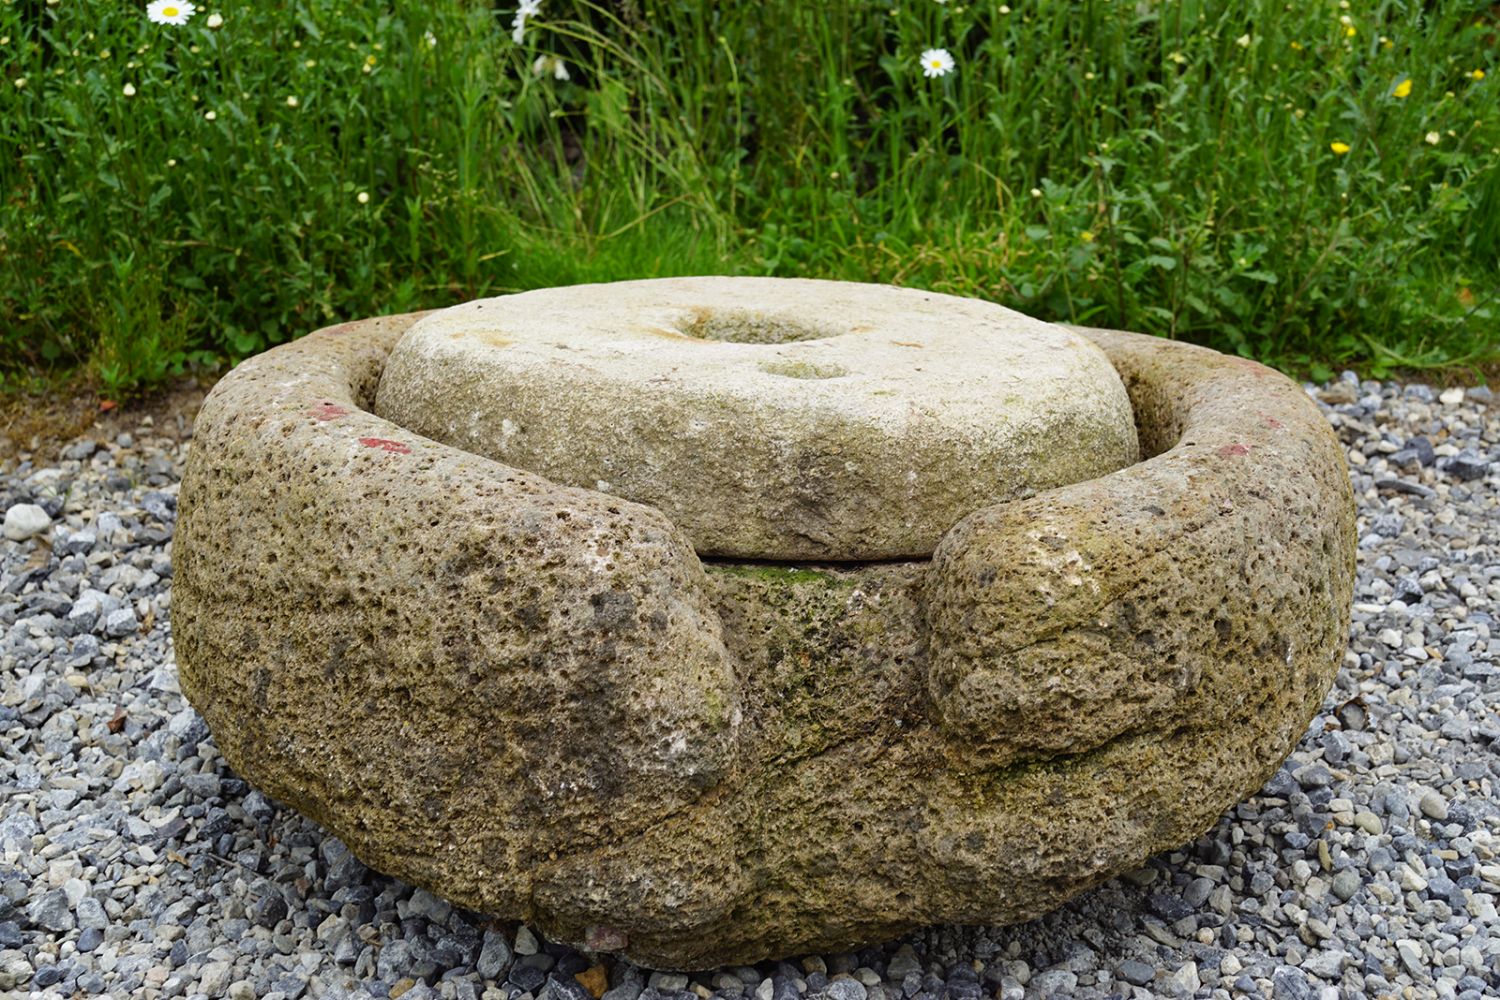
[2,374,1498,1000]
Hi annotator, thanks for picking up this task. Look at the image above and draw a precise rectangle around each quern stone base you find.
[173,303,1355,969]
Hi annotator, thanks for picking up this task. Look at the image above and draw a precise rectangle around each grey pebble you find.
[1271,965,1311,1000]
[27,889,74,933]
[1026,969,1076,995]
[825,979,867,1000]
[478,931,513,981]
[3,502,51,541]
[1115,960,1155,987]
[1330,869,1361,902]
[102,605,139,637]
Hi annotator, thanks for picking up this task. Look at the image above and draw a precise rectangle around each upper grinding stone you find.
[374,277,1139,559]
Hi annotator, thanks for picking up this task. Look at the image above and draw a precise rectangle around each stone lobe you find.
[172,303,1355,969]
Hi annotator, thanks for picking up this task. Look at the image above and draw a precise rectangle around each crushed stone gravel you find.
[2,374,1498,1000]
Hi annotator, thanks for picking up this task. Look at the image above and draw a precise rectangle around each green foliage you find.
[1,0,1496,392]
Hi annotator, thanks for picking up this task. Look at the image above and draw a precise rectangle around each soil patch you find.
[0,375,214,467]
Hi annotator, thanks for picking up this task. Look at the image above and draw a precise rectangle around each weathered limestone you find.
[172,295,1355,970]
[374,278,1139,559]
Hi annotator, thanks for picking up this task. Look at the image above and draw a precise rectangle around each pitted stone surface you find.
[173,303,1355,969]
[373,277,1139,559]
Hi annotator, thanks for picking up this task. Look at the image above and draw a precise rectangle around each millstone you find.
[374,277,1139,559]
[172,283,1356,969]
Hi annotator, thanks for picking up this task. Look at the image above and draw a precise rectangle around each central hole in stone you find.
[678,308,837,345]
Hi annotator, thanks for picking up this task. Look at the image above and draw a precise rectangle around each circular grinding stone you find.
[374,277,1139,559]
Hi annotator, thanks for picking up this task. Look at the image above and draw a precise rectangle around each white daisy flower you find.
[206,12,223,30]
[512,0,542,43]
[1425,131,1441,145]
[146,0,196,26]
[123,82,137,97]
[532,54,570,80]
[919,48,955,78]
[357,191,370,204]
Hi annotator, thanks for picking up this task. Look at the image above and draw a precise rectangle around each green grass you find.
[1,0,1496,393]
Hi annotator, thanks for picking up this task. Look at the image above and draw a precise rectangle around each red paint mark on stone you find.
[1261,414,1284,430]
[358,437,411,455]
[309,402,350,421]
[584,925,628,951]
[1217,443,1252,457]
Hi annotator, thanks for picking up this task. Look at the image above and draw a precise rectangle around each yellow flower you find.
[1330,141,1350,155]
[1344,25,1356,38]
[1392,78,1412,99]
[1472,69,1486,81]
[1079,231,1095,243]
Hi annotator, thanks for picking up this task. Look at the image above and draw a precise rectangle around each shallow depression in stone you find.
[676,306,840,345]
